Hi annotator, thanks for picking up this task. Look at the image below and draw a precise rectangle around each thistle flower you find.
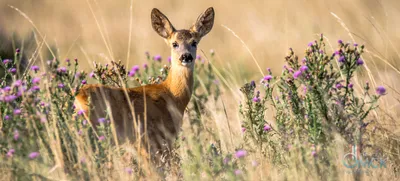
[98,118,106,124]
[81,80,87,85]
[143,63,148,69]
[308,42,313,47]
[3,86,11,92]
[13,80,22,87]
[9,68,17,74]
[16,48,20,53]
[128,70,135,77]
[77,110,85,116]
[293,71,302,79]
[300,65,308,72]
[2,59,11,64]
[252,97,260,102]
[311,151,317,157]
[132,65,140,72]
[125,168,133,175]
[58,67,67,73]
[31,65,40,72]
[58,83,64,88]
[235,150,247,158]
[338,56,345,63]
[376,86,386,95]
[89,72,95,78]
[31,86,40,92]
[241,127,246,133]
[223,157,230,164]
[14,130,19,140]
[6,149,15,158]
[263,75,272,81]
[338,40,343,44]
[196,55,201,60]
[168,56,172,63]
[153,55,162,61]
[4,115,10,120]
[348,83,354,89]
[98,135,106,141]
[335,83,343,89]
[13,109,21,115]
[234,170,242,175]
[263,125,271,131]
[29,152,40,159]
[32,77,41,84]
[356,58,364,65]
[354,43,358,47]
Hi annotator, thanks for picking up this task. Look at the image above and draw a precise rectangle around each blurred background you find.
[0,0,399,77]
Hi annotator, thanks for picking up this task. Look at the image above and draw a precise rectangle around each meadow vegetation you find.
[1,1,400,180]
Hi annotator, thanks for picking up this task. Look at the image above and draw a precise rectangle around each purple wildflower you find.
[334,50,340,55]
[263,75,272,81]
[241,127,246,133]
[153,55,162,62]
[132,65,140,72]
[98,118,106,124]
[29,152,40,159]
[376,86,386,95]
[81,80,87,85]
[14,130,19,140]
[252,97,260,103]
[3,86,11,92]
[213,79,220,85]
[356,58,364,65]
[78,130,83,136]
[223,157,230,164]
[4,115,10,120]
[338,56,345,63]
[335,83,343,89]
[32,77,41,84]
[300,65,308,72]
[125,168,133,175]
[235,150,247,158]
[58,83,64,88]
[13,109,21,115]
[168,56,172,63]
[31,66,40,72]
[250,80,256,87]
[143,63,148,69]
[234,170,242,175]
[311,151,317,157]
[77,110,85,116]
[89,72,95,78]
[98,135,105,141]
[2,59,11,64]
[354,43,358,47]
[4,95,17,102]
[16,48,20,53]
[66,58,70,63]
[31,86,40,92]
[9,68,17,74]
[6,149,15,158]
[14,80,22,87]
[348,83,354,89]
[308,42,313,47]
[293,71,302,79]
[338,40,343,44]
[58,67,67,73]
[263,125,271,131]
[128,70,135,77]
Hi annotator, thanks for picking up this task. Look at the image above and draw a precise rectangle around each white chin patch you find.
[181,62,192,66]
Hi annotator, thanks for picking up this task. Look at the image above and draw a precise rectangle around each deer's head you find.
[151,7,215,68]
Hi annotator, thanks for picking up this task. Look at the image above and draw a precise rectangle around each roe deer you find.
[74,7,215,161]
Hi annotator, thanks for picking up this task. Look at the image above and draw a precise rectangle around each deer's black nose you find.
[179,53,193,63]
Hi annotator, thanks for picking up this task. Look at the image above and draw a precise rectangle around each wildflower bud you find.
[16,48,20,54]
[293,71,302,79]
[376,86,386,96]
[263,125,271,131]
[356,58,364,65]
[9,68,17,74]
[235,150,247,158]
[348,83,353,89]
[81,80,87,85]
[29,152,40,159]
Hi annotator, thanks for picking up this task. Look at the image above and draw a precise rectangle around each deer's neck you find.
[162,64,194,110]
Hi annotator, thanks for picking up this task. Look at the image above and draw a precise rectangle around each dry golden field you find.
[1,0,400,180]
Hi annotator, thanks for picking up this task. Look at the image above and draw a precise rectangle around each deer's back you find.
[75,84,184,149]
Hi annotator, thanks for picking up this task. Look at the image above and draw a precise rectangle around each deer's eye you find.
[172,42,179,48]
[191,41,197,48]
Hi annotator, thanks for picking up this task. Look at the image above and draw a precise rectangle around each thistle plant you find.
[239,36,386,170]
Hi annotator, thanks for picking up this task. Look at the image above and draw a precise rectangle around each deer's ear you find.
[151,8,175,38]
[191,7,215,38]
